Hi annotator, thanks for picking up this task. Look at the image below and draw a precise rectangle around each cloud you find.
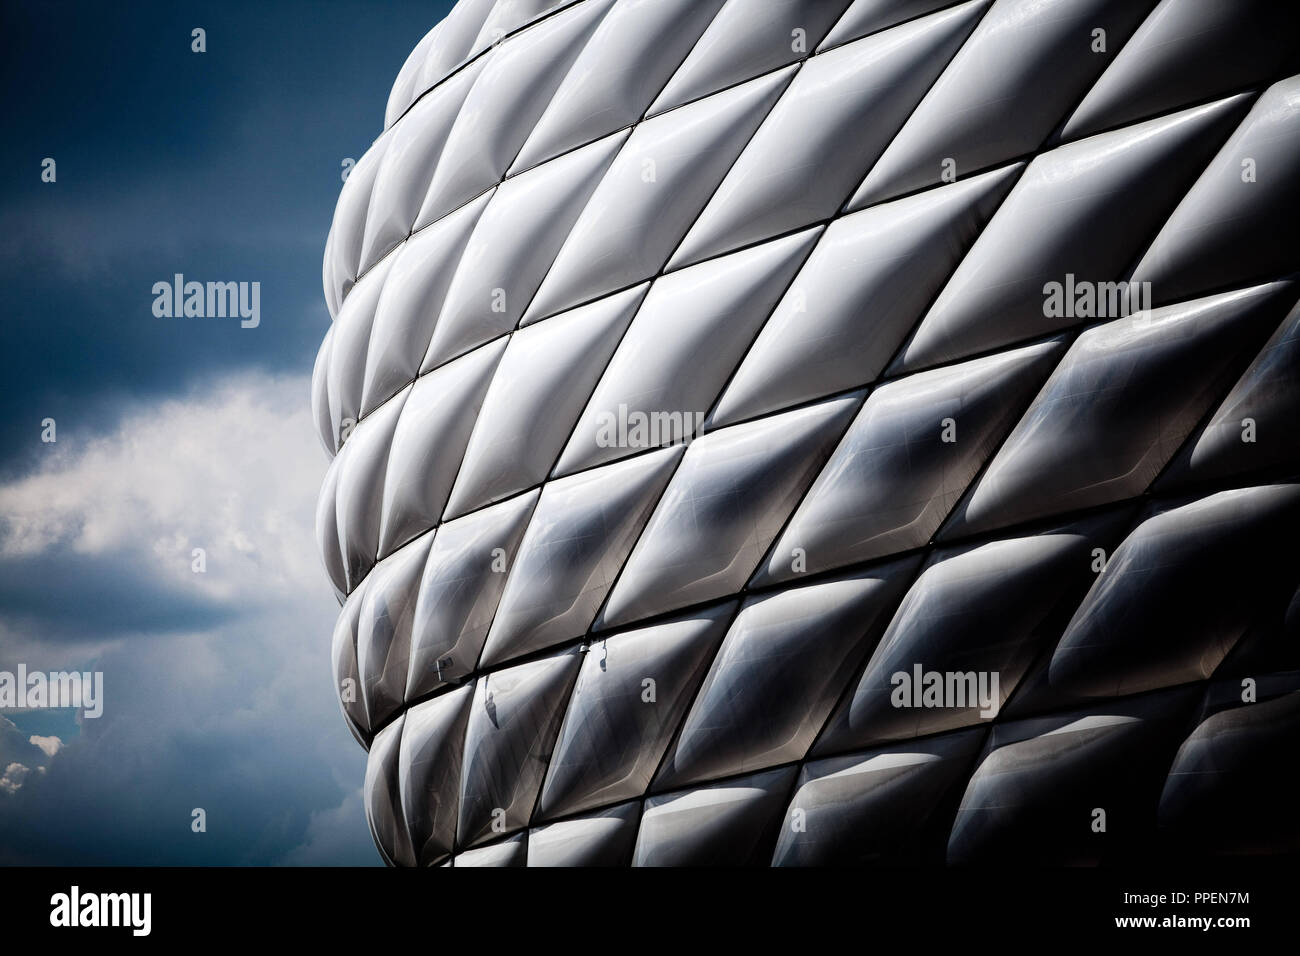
[278,787,378,867]
[0,371,330,625]
[0,370,377,864]
[29,735,62,759]
[0,763,31,796]
[0,716,57,796]
[0,0,460,864]
[0,0,446,476]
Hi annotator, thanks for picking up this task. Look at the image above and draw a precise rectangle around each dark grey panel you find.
[656,558,918,789]
[538,603,733,819]
[943,282,1294,538]
[1132,77,1300,304]
[774,729,984,866]
[527,801,642,866]
[456,649,582,847]
[947,689,1199,865]
[1050,484,1300,700]
[1160,297,1300,488]
[817,516,1122,755]
[850,0,1157,207]
[633,766,797,867]
[1159,688,1300,856]
[399,686,473,865]
[896,96,1249,372]
[756,340,1063,586]
[1062,0,1300,140]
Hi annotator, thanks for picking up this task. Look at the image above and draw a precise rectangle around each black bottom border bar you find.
[2,862,1292,943]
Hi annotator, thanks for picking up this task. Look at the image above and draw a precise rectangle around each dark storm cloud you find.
[0,0,448,477]
[0,548,238,640]
[0,623,373,865]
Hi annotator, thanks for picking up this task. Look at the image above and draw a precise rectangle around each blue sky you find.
[0,0,454,864]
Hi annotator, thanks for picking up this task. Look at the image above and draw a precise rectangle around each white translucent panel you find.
[315,455,347,597]
[386,0,498,128]
[755,340,1064,587]
[472,0,566,53]
[386,26,441,132]
[633,766,797,866]
[311,323,336,456]
[1131,77,1300,305]
[655,560,918,790]
[416,0,497,96]
[331,574,371,745]
[327,252,398,451]
[322,226,342,321]
[896,96,1251,372]
[818,0,960,51]
[444,285,644,518]
[427,131,627,368]
[398,686,473,865]
[323,131,393,314]
[512,0,725,172]
[386,26,440,133]
[527,802,641,866]
[406,491,539,701]
[361,191,490,419]
[457,650,582,847]
[481,446,684,667]
[669,0,986,269]
[333,386,410,591]
[377,337,506,558]
[556,227,820,476]
[651,0,852,115]
[358,533,435,729]
[359,62,485,273]
[947,283,1294,538]
[454,832,528,867]
[522,66,795,323]
[712,165,1019,428]
[415,0,612,230]
[538,603,734,819]
[364,715,416,867]
[848,0,1155,207]
[599,393,861,628]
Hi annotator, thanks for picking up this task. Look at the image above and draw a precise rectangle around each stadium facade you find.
[314,0,1300,866]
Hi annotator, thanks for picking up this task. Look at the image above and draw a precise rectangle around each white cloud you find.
[0,370,376,863]
[0,762,30,795]
[0,370,328,606]
[0,715,55,792]
[29,735,62,759]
